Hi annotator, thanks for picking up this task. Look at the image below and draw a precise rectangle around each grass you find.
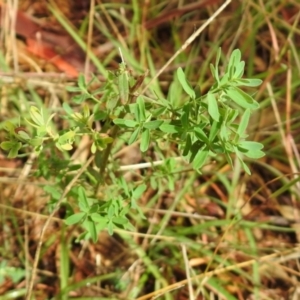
[0,0,300,299]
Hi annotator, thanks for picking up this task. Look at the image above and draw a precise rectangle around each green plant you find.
[1,48,264,240]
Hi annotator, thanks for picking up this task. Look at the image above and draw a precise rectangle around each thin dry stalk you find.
[140,0,232,95]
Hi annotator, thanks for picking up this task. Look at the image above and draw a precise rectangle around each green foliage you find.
[0,48,264,240]
[0,261,26,284]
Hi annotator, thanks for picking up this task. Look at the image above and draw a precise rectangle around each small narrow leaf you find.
[182,133,192,156]
[177,67,195,99]
[77,74,87,89]
[243,150,265,159]
[225,87,259,109]
[85,217,98,242]
[65,212,85,225]
[143,120,163,130]
[1,141,15,151]
[181,104,190,128]
[210,64,219,84]
[227,49,241,78]
[29,107,44,126]
[129,127,140,144]
[194,126,209,144]
[4,121,15,133]
[123,120,138,128]
[237,109,251,136]
[234,78,262,87]
[207,93,220,122]
[233,61,245,78]
[17,131,30,141]
[192,146,209,169]
[238,141,264,151]
[62,102,74,115]
[159,123,182,133]
[8,144,22,158]
[78,186,88,207]
[209,120,221,142]
[137,96,146,122]
[140,129,150,152]
[133,184,147,200]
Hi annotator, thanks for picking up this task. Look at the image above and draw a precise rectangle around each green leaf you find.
[78,186,89,207]
[93,110,107,121]
[91,142,97,154]
[107,205,115,219]
[29,106,44,126]
[238,141,264,151]
[8,143,22,158]
[91,213,107,226]
[234,78,262,87]
[36,125,47,137]
[143,120,164,130]
[233,61,245,78]
[227,49,241,78]
[238,141,265,159]
[107,220,114,235]
[226,108,239,123]
[132,184,147,201]
[106,95,118,110]
[65,212,85,225]
[113,216,129,225]
[219,73,229,86]
[57,143,73,151]
[85,217,98,242]
[215,47,221,70]
[177,67,195,99]
[62,102,74,115]
[209,120,221,142]
[129,127,140,144]
[58,130,76,144]
[83,104,90,119]
[113,118,128,127]
[182,133,192,156]
[44,185,61,200]
[181,104,190,128]
[123,119,138,128]
[77,74,87,90]
[192,146,209,169]
[137,96,146,122]
[140,129,150,152]
[159,123,182,133]
[189,140,204,163]
[234,146,252,174]
[239,157,251,174]
[207,93,220,122]
[225,87,259,109]
[194,126,209,144]
[244,150,265,159]
[16,130,30,141]
[237,109,251,136]
[220,124,229,141]
[1,141,15,151]
[28,138,43,147]
[3,121,15,134]
[210,64,218,83]
[212,47,221,84]
[65,86,82,92]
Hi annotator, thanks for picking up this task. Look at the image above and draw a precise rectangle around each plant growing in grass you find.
[1,48,264,240]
